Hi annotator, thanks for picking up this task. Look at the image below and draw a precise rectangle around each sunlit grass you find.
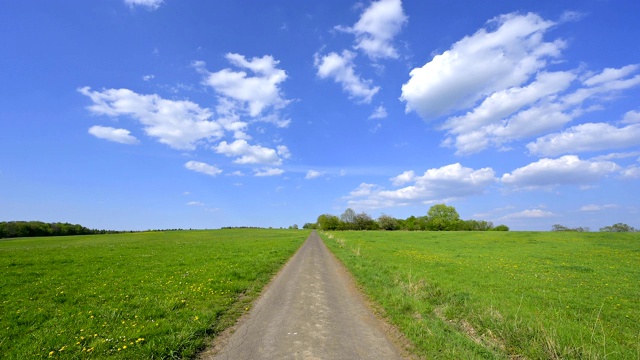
[321,231,640,359]
[0,229,307,359]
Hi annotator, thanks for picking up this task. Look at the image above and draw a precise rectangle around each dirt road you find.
[203,231,406,360]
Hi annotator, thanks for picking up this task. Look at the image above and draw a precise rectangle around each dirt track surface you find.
[203,231,406,360]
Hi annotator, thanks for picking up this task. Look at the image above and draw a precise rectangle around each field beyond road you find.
[321,231,640,359]
[0,229,307,359]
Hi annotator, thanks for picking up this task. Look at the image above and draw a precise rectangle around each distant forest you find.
[0,221,120,239]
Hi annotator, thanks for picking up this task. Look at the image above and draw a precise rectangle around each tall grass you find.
[0,229,307,359]
[320,231,640,359]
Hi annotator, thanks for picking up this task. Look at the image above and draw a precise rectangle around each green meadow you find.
[0,229,307,359]
[320,231,640,359]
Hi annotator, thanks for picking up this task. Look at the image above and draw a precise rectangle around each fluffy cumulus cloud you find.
[346,163,496,209]
[124,0,163,10]
[184,161,222,177]
[501,155,620,189]
[402,13,560,119]
[336,0,407,60]
[314,50,379,103]
[81,52,295,175]
[214,139,288,165]
[88,125,139,144]
[194,54,290,118]
[79,87,223,150]
[527,122,640,156]
[401,12,640,155]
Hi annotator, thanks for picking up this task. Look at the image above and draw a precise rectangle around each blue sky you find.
[1,0,639,231]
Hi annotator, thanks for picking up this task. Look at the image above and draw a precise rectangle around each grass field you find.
[320,231,640,359]
[0,229,307,359]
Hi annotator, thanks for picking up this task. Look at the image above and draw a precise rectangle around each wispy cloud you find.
[501,209,555,219]
[369,105,388,119]
[124,0,163,10]
[88,125,139,145]
[314,50,379,103]
[254,167,284,177]
[305,170,324,179]
[335,0,407,60]
[184,161,222,177]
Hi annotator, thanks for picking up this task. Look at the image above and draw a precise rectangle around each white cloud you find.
[401,13,560,120]
[254,167,284,177]
[88,125,139,145]
[401,12,640,155]
[142,74,155,81]
[305,170,324,179]
[336,0,407,60]
[314,50,379,103]
[622,110,640,124]
[621,166,640,179]
[187,201,204,206]
[276,145,291,160]
[442,71,576,154]
[501,209,555,219]
[583,65,639,87]
[79,87,223,150]
[390,170,415,186]
[591,151,640,161]
[527,123,640,156]
[184,161,222,177]
[346,163,496,209]
[124,0,163,10]
[214,139,286,165]
[579,204,617,212]
[501,155,620,189]
[369,105,388,119]
[194,54,290,117]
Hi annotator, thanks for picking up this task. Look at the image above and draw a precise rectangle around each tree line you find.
[0,221,120,239]
[552,223,638,232]
[303,204,509,232]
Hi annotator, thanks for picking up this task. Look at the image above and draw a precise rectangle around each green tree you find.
[377,214,399,230]
[600,223,637,232]
[492,224,510,231]
[340,208,356,228]
[464,220,494,231]
[353,212,378,230]
[317,214,340,231]
[426,204,460,231]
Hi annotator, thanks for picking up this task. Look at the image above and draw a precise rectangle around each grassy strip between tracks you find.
[320,231,640,359]
[0,229,307,359]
